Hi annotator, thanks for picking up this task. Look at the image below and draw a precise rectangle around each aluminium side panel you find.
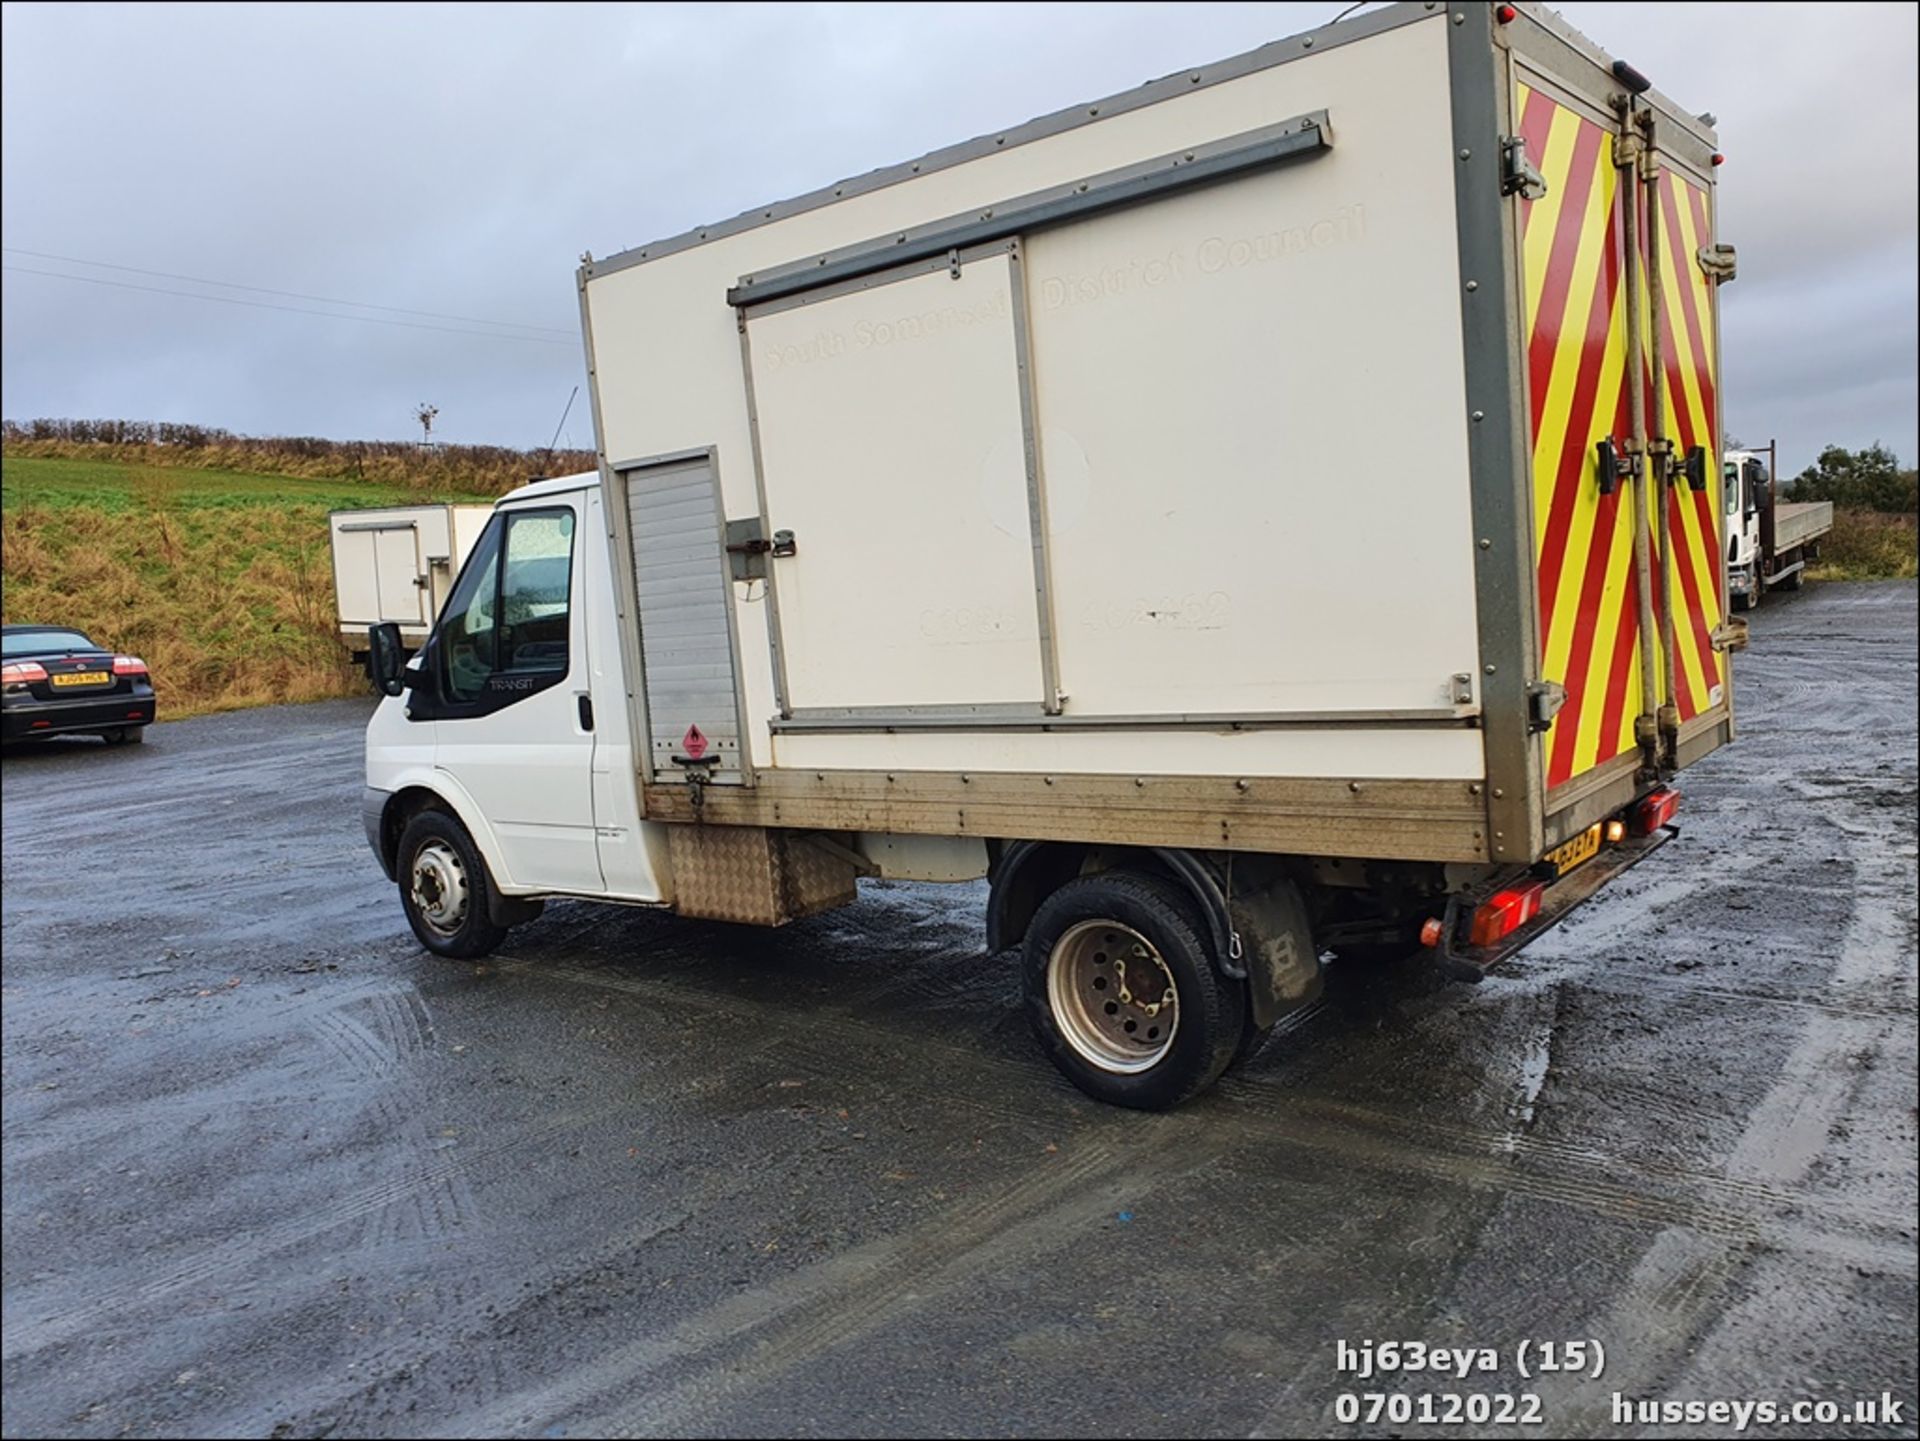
[620,449,749,785]
[1449,6,1544,867]
[584,7,1484,795]
[741,250,1045,712]
[1020,26,1476,725]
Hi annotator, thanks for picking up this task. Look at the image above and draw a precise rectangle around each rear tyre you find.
[1776,563,1804,593]
[1023,870,1246,1110]
[396,809,508,960]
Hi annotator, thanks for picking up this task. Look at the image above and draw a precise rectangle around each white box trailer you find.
[329,503,493,656]
[364,2,1740,1108]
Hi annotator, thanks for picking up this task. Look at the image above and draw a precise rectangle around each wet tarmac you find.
[3,581,1915,1439]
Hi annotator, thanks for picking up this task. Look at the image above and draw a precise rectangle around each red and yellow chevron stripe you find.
[1518,82,1725,792]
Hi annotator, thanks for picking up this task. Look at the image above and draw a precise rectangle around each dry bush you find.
[4,420,593,497]
[1,501,361,718]
[1809,509,1919,582]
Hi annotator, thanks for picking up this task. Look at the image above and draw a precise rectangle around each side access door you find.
[412,498,605,894]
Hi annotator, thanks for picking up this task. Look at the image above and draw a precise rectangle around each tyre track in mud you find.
[443,1129,1217,1439]
[4,593,1914,1438]
[502,949,1915,1267]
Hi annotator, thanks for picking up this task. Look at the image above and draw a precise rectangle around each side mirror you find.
[367,622,407,698]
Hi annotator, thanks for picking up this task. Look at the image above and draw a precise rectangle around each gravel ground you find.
[3,581,1914,1440]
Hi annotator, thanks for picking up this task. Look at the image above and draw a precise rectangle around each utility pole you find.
[414,403,439,450]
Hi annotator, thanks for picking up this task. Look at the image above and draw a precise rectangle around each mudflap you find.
[1431,826,1677,982]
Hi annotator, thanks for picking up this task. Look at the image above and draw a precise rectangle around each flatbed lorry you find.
[1724,445,1833,609]
[362,2,1742,1108]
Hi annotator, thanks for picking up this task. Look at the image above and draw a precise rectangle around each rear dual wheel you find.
[1023,871,1248,1110]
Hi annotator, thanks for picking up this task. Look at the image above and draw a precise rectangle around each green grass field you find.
[1,453,489,512]
[1,452,497,718]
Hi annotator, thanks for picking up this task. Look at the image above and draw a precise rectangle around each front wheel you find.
[1023,870,1246,1110]
[397,810,508,959]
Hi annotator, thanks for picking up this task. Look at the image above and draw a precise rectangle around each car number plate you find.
[1545,822,1603,877]
[51,671,109,688]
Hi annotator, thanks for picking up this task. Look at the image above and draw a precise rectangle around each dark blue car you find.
[1,625,156,745]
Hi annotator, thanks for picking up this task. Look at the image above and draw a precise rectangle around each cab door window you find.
[429,507,575,714]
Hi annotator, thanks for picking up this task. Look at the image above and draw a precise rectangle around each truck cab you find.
[1725,449,1771,609]
[362,473,671,938]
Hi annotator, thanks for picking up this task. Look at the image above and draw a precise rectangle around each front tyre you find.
[397,810,508,960]
[1023,870,1246,1110]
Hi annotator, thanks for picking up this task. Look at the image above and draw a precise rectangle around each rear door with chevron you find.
[1515,73,1728,799]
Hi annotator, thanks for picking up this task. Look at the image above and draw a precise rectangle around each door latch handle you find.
[725,529,797,558]
[577,694,594,732]
[1594,438,1640,495]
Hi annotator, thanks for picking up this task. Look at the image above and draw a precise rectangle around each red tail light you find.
[1631,786,1680,835]
[1469,882,1545,948]
[2,661,49,684]
[112,655,148,677]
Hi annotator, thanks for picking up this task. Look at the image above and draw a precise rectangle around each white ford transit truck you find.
[364,2,1741,1108]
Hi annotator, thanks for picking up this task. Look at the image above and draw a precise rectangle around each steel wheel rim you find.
[409,839,469,936]
[1046,919,1179,1074]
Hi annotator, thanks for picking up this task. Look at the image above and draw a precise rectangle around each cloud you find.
[3,1,1913,475]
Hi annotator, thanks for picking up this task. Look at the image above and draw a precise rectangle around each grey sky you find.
[3,1,1914,478]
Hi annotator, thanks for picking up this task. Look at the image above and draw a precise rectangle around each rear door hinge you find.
[1501,134,1549,200]
[1527,679,1567,734]
[1697,242,1737,283]
[1711,617,1750,653]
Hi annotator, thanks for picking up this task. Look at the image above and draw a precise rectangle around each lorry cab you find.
[1725,449,1770,608]
[363,473,670,946]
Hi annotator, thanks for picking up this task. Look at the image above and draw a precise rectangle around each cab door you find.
[416,498,604,895]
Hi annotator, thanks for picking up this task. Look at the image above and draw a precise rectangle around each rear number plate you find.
[51,671,109,688]
[1546,822,1603,877]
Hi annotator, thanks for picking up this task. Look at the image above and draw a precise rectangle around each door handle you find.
[577,693,594,731]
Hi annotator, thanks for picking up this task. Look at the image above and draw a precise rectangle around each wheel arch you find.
[989,840,1326,1032]
[381,782,543,927]
[987,841,1241,980]
[373,770,507,884]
